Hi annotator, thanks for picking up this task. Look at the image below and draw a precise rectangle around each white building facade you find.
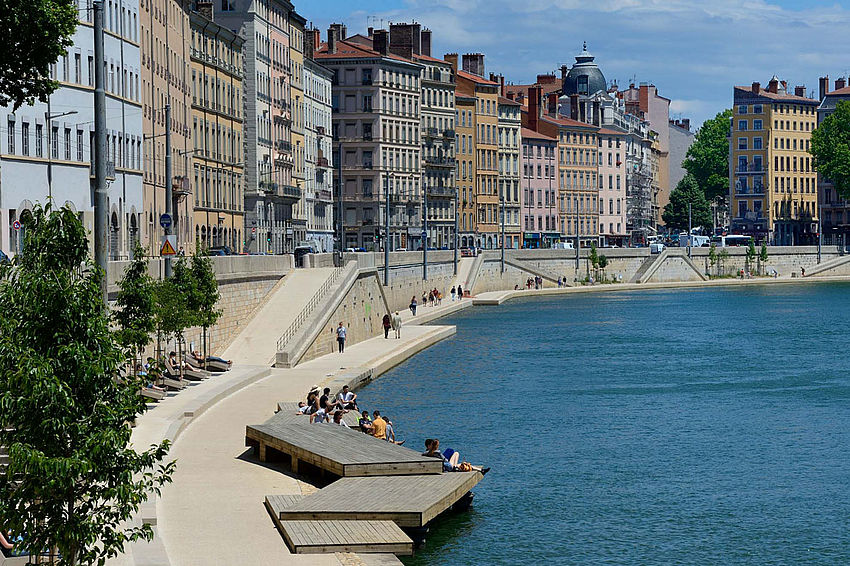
[1,0,143,259]
[303,53,334,251]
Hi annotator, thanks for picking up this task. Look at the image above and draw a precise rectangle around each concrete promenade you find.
[113,274,850,566]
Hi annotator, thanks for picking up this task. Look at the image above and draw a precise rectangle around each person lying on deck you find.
[191,350,232,367]
[295,401,310,414]
[423,439,489,474]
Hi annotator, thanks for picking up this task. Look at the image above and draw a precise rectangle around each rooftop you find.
[521,127,557,141]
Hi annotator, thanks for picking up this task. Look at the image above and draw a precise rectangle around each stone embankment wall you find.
[107,255,293,356]
[300,271,389,363]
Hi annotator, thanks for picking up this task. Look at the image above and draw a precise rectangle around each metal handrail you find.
[276,265,346,351]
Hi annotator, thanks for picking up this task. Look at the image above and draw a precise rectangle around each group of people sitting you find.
[296,385,404,445]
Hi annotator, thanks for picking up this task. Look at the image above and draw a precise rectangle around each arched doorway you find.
[110,212,120,260]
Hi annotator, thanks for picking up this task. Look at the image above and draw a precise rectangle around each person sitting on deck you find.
[307,385,321,406]
[319,387,342,413]
[191,350,232,367]
[383,415,405,445]
[371,411,387,439]
[310,406,329,424]
[333,410,348,427]
[336,385,358,410]
[358,410,373,434]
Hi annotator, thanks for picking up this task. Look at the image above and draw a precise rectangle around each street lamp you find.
[45,109,78,199]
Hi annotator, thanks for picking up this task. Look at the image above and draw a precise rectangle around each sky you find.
[302,0,850,129]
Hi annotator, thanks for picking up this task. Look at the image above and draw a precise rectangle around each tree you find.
[588,241,599,282]
[746,240,757,275]
[598,255,608,281]
[153,259,196,373]
[114,242,156,376]
[708,243,718,277]
[190,244,221,363]
[759,242,769,275]
[662,174,713,232]
[0,204,173,565]
[0,0,78,109]
[810,100,850,200]
[683,109,733,202]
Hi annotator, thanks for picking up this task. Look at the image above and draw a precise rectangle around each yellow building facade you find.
[731,78,819,244]
[289,13,307,246]
[455,94,477,246]
[189,11,245,250]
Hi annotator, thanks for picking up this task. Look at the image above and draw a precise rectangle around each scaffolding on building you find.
[626,160,656,245]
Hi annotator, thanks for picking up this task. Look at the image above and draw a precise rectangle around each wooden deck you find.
[265,494,413,555]
[277,472,484,528]
[245,419,441,477]
[273,402,361,428]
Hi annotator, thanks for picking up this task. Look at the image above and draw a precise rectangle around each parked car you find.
[460,248,476,257]
[650,243,666,254]
[207,246,233,256]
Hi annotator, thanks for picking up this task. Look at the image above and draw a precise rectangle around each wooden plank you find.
[279,472,484,528]
[245,420,441,478]
[277,520,413,555]
[265,494,305,519]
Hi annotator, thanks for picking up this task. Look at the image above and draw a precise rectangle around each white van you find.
[553,241,574,250]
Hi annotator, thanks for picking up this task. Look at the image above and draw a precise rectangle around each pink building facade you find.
[521,127,559,248]
[597,128,628,246]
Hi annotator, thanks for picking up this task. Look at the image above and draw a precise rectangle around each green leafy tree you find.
[718,248,730,277]
[114,242,156,376]
[598,255,608,281]
[683,109,733,202]
[759,242,769,275]
[589,241,599,269]
[662,174,713,232]
[0,0,78,109]
[708,243,718,276]
[746,240,757,275]
[810,100,850,200]
[153,258,196,374]
[0,204,173,565]
[190,244,221,362]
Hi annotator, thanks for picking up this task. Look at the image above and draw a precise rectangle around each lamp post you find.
[500,193,505,274]
[45,108,78,200]
[453,185,458,275]
[423,182,428,280]
[93,0,108,303]
[384,173,391,285]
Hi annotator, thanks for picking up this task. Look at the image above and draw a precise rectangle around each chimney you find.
[752,82,760,94]
[780,80,787,93]
[592,100,600,126]
[421,29,432,57]
[327,26,338,54]
[547,92,558,116]
[768,77,779,94]
[389,22,420,59]
[836,77,846,91]
[682,118,690,131]
[795,85,806,97]
[444,53,458,72]
[462,53,485,77]
[819,76,829,100]
[305,28,320,60]
[528,86,541,132]
[570,94,579,121]
[367,27,374,38]
[329,23,347,43]
[506,92,515,101]
[373,29,389,56]
[197,1,213,21]
[560,65,569,82]
[500,75,505,97]
[537,74,556,85]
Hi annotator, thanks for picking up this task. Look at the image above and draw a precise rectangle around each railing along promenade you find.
[276,265,346,352]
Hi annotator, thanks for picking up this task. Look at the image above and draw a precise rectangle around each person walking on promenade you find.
[457,284,463,299]
[391,311,402,339]
[451,286,456,301]
[409,296,418,316]
[382,313,391,339]
[336,322,347,353]
[801,266,806,277]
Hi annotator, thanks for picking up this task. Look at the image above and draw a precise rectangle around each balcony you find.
[443,129,455,139]
[735,183,766,195]
[362,218,374,226]
[274,111,291,124]
[317,189,333,202]
[736,163,765,174]
[316,126,326,136]
[424,156,453,168]
[275,140,292,153]
[278,184,301,200]
[424,127,440,138]
[172,175,191,196]
[317,157,330,168]
[427,186,455,199]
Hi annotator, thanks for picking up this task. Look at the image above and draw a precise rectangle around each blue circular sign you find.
[159,213,172,229]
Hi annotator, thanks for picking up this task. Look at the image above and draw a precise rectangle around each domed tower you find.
[562,42,607,96]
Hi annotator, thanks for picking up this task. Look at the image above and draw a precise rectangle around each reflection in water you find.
[362,283,850,565]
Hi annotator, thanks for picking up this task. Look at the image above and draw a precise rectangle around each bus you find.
[710,235,753,247]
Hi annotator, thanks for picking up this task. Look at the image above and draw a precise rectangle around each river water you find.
[360,283,850,565]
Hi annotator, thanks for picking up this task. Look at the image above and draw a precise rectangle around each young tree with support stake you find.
[190,245,221,365]
[154,257,196,377]
[0,205,173,565]
[114,242,156,376]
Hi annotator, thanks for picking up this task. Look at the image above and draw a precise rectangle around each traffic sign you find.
[160,235,177,256]
[421,231,427,238]
[12,220,21,230]
[159,213,172,229]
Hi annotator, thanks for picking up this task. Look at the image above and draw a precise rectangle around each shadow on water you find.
[400,509,481,566]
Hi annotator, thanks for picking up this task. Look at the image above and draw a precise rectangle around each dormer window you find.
[578,75,588,95]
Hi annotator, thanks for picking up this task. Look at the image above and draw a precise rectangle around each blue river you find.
[360,283,850,565]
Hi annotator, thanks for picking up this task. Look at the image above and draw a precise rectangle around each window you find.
[738,120,748,131]
[753,104,763,114]
[64,128,71,160]
[738,137,748,150]
[35,124,43,157]
[753,119,763,131]
[753,137,763,150]
[87,56,94,87]
[77,130,84,161]
[7,120,14,154]
[74,54,81,83]
[738,105,748,114]
[51,126,59,158]
[21,123,29,156]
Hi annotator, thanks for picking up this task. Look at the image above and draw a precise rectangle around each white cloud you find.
[312,0,850,126]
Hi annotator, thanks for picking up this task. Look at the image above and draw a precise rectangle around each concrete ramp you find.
[220,267,339,366]
[807,254,850,276]
[506,257,568,286]
[453,257,475,291]
[631,251,666,283]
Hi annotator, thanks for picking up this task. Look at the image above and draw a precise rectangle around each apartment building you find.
[498,96,522,248]
[597,128,628,246]
[520,128,559,248]
[303,29,334,251]
[141,0,193,254]
[456,94,477,248]
[730,77,818,244]
[0,0,144,259]
[317,26,423,251]
[449,53,501,249]
[289,12,307,247]
[816,77,850,247]
[189,8,244,251]
[216,0,298,254]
